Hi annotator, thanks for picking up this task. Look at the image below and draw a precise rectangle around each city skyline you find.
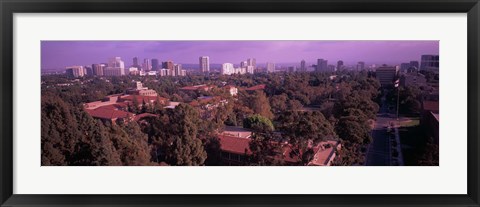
[41,41,439,70]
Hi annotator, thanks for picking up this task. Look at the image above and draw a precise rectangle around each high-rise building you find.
[376,65,397,87]
[240,61,247,68]
[246,65,255,74]
[133,57,139,67]
[356,61,365,71]
[400,63,410,73]
[92,64,105,76]
[328,65,336,72]
[151,59,160,71]
[174,64,183,76]
[143,58,151,71]
[337,60,344,71]
[162,60,174,70]
[300,60,306,72]
[221,63,235,75]
[247,58,256,68]
[409,61,419,69]
[104,57,125,76]
[84,66,93,76]
[266,62,276,73]
[65,66,85,78]
[199,56,210,73]
[316,59,328,72]
[288,66,296,73]
[420,55,439,72]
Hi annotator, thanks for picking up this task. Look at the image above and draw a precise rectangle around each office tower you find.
[409,61,419,69]
[133,57,139,67]
[400,63,410,73]
[84,66,93,76]
[376,65,397,87]
[247,58,256,68]
[104,57,125,76]
[266,62,276,73]
[246,65,255,74]
[92,64,105,76]
[174,64,183,76]
[328,65,336,72]
[143,58,151,71]
[337,60,344,71]
[316,59,328,71]
[151,59,160,71]
[356,61,365,71]
[420,55,439,71]
[199,56,210,73]
[65,66,85,78]
[288,66,296,73]
[300,60,306,72]
[221,63,235,75]
[240,61,247,68]
[162,60,174,70]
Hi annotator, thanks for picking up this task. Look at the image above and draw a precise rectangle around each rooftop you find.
[85,108,135,120]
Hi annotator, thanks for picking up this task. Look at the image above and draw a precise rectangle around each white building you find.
[266,62,275,73]
[104,57,125,76]
[143,58,152,71]
[199,56,210,73]
[221,63,235,75]
[246,65,255,74]
[65,66,85,78]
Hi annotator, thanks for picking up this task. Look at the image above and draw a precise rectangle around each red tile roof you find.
[96,103,128,111]
[218,135,252,155]
[245,84,266,91]
[85,108,135,120]
[120,95,167,104]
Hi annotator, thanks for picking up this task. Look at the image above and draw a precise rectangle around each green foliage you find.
[243,114,275,132]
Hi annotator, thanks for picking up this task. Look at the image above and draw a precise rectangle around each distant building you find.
[420,55,439,72]
[132,57,139,68]
[316,59,328,72]
[92,64,105,76]
[104,57,125,76]
[328,65,336,72]
[143,58,151,71]
[246,65,255,74]
[65,66,85,78]
[288,66,296,73]
[266,62,275,73]
[151,59,160,71]
[240,61,247,68]
[128,67,139,75]
[400,73,427,87]
[337,60,344,71]
[224,85,238,96]
[421,101,439,144]
[300,60,307,72]
[410,61,419,69]
[376,65,397,87]
[162,60,174,70]
[84,66,93,76]
[400,63,410,73]
[174,64,183,76]
[127,81,158,96]
[356,61,365,71]
[247,58,256,68]
[221,63,235,75]
[199,56,210,73]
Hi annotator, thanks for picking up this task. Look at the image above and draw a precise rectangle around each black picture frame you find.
[1,0,479,206]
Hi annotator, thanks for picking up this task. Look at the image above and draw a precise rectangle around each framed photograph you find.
[1,0,479,206]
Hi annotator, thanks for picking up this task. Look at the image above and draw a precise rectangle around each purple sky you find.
[41,41,439,69]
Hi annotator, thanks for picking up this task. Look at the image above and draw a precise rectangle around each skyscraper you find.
[266,62,275,73]
[133,57,139,67]
[409,61,419,69]
[221,63,235,75]
[300,60,306,72]
[247,58,256,68]
[420,55,439,71]
[357,61,365,71]
[151,59,159,71]
[104,57,125,76]
[174,64,183,76]
[240,61,247,68]
[143,58,151,71]
[92,64,105,76]
[65,66,85,78]
[337,60,344,71]
[376,65,397,87]
[316,59,328,72]
[199,56,210,73]
[162,60,174,70]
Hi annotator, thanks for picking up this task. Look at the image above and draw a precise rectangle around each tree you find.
[335,108,372,144]
[148,104,207,166]
[248,91,274,119]
[243,114,274,132]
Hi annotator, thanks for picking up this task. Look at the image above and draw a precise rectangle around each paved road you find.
[365,95,395,166]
